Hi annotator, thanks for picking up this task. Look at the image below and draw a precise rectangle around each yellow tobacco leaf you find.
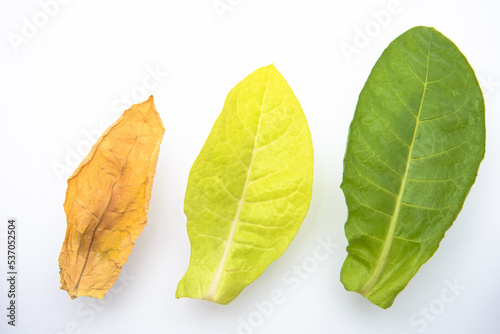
[58,96,164,299]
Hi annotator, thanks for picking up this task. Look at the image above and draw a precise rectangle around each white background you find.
[1,0,499,333]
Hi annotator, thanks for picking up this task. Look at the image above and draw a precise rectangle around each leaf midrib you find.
[358,32,432,297]
[204,83,269,302]
[73,117,146,294]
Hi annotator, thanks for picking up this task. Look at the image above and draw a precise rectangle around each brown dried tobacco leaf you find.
[58,96,164,299]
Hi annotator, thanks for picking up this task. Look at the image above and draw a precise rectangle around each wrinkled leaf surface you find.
[59,96,164,299]
[341,26,486,308]
[176,65,314,304]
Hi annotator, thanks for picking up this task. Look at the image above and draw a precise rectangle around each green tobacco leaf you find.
[176,64,314,305]
[340,26,485,309]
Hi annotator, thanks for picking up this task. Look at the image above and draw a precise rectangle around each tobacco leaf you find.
[176,64,314,305]
[340,26,486,308]
[59,96,164,299]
